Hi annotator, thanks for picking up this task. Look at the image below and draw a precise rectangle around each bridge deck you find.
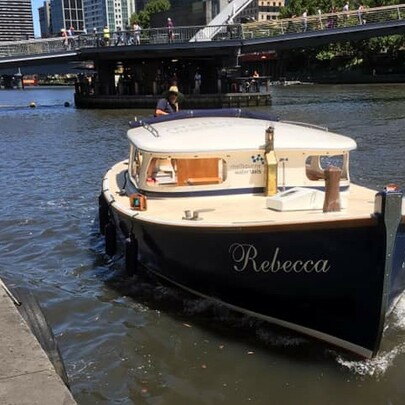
[0,4,404,63]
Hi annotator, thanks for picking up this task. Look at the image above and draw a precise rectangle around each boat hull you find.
[107,204,405,358]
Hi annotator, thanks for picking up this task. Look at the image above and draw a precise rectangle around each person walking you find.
[133,22,141,45]
[167,18,174,43]
[302,9,308,32]
[115,26,124,46]
[103,25,110,46]
[343,2,349,25]
[61,28,69,49]
[194,70,202,94]
[317,9,323,29]
[358,4,365,24]
[155,86,179,116]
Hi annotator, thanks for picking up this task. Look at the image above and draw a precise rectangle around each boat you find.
[22,74,39,87]
[99,108,405,358]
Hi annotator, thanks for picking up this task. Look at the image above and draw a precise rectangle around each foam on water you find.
[335,342,405,377]
[336,294,405,377]
[390,294,405,330]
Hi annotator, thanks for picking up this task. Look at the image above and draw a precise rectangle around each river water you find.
[1,85,405,405]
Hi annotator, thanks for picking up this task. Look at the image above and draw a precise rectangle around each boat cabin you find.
[127,115,357,197]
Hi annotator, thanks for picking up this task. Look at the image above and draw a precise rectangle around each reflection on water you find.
[1,85,405,404]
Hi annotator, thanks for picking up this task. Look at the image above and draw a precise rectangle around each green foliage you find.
[130,0,171,28]
[279,0,404,70]
[280,0,402,17]
[130,10,150,28]
[145,0,171,15]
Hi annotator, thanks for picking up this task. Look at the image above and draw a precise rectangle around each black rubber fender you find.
[98,193,109,235]
[105,221,117,256]
[125,234,138,274]
[119,219,130,238]
[12,287,70,388]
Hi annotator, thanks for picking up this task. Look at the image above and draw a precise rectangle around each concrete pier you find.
[0,282,76,405]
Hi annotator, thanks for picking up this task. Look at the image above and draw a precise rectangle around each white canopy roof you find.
[127,116,357,154]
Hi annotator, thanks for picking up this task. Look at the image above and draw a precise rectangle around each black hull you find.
[109,207,405,358]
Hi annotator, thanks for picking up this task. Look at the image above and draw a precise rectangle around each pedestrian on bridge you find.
[115,26,124,46]
[61,28,69,49]
[358,4,365,24]
[343,2,349,25]
[302,9,308,32]
[133,22,141,45]
[167,18,174,43]
[317,9,323,29]
[67,26,75,49]
[103,25,110,46]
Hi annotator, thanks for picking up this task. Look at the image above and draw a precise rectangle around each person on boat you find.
[154,86,179,117]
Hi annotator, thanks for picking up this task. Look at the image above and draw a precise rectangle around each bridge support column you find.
[274,51,286,81]
[98,63,116,95]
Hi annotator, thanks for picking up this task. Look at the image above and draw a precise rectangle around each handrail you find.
[242,3,405,38]
[0,3,404,59]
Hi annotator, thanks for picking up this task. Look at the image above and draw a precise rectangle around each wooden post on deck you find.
[264,126,278,196]
[323,166,341,212]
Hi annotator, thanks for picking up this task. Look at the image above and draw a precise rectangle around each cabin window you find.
[146,157,226,186]
[305,155,348,181]
[130,147,143,183]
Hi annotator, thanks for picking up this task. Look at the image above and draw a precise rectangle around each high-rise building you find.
[127,0,136,18]
[83,0,106,33]
[238,0,285,23]
[50,0,85,35]
[135,0,146,13]
[0,0,34,41]
[39,0,52,38]
[150,0,230,27]
[83,0,131,34]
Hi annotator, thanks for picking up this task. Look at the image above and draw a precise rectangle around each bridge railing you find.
[0,37,76,57]
[76,24,243,48]
[0,24,243,58]
[0,4,403,59]
[242,4,405,38]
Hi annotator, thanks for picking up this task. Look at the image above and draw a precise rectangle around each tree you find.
[130,0,171,28]
[145,0,171,15]
[130,10,150,28]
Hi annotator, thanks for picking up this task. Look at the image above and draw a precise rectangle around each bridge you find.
[0,3,404,72]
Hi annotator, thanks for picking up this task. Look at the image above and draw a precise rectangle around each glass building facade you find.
[39,0,52,38]
[0,0,34,41]
[83,0,130,34]
[50,0,85,34]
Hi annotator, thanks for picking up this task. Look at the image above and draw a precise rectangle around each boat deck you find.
[104,161,404,229]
